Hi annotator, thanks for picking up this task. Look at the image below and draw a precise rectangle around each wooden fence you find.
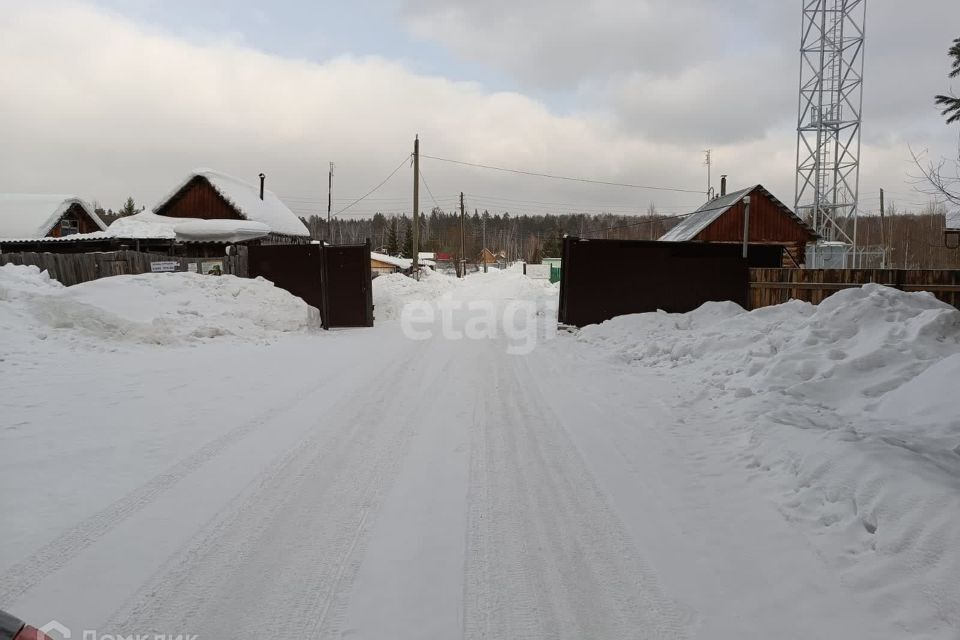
[750,268,960,310]
[0,250,247,287]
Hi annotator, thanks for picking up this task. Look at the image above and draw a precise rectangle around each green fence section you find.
[550,265,561,284]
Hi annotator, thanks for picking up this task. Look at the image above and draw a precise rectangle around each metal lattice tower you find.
[794,0,866,266]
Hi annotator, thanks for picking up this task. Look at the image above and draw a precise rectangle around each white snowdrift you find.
[372,268,559,322]
[0,264,317,352]
[372,268,459,320]
[579,284,960,635]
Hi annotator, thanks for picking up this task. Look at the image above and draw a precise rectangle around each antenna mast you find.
[794,0,866,267]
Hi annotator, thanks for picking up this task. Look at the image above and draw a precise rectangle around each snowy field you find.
[1,263,959,639]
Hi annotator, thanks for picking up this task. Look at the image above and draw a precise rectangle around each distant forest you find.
[96,196,959,269]
[302,203,960,269]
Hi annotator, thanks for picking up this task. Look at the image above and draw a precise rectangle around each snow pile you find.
[579,284,960,634]
[372,268,559,322]
[0,264,317,352]
[581,284,960,416]
[372,268,459,320]
[106,211,179,239]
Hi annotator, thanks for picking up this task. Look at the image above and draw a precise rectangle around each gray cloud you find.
[0,0,957,222]
[401,0,960,148]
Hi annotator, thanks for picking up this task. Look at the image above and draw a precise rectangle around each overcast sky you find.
[0,0,957,219]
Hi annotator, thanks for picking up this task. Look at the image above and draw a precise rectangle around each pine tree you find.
[402,218,414,258]
[935,37,960,124]
[119,196,141,217]
[386,218,400,255]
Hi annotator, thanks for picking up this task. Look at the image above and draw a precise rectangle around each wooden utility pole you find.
[879,188,887,268]
[459,192,466,278]
[480,208,487,273]
[327,162,334,242]
[412,135,420,279]
[742,195,751,259]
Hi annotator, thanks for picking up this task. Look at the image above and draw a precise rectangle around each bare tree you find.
[911,142,960,209]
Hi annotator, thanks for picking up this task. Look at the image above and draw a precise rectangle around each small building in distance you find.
[153,169,311,244]
[659,184,818,266]
[478,248,506,269]
[371,252,411,276]
[947,210,960,248]
[0,194,106,240]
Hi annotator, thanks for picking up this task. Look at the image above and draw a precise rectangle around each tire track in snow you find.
[463,350,690,640]
[103,339,453,639]
[0,373,336,606]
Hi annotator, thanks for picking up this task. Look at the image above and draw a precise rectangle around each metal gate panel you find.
[320,241,373,328]
[248,242,373,329]
[247,244,324,311]
[559,238,757,327]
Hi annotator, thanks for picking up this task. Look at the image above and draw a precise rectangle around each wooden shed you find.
[660,185,818,266]
[370,252,410,276]
[153,169,311,244]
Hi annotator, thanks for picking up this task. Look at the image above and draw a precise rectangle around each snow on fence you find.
[0,250,247,286]
[750,268,960,310]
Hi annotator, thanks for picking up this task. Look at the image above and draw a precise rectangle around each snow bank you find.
[0,264,317,353]
[582,284,960,416]
[372,268,459,320]
[579,284,960,634]
[372,268,559,322]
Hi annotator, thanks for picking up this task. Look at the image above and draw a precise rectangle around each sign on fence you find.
[150,261,179,273]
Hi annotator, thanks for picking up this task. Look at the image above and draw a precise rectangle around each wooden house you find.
[371,252,410,276]
[152,170,310,244]
[659,184,818,266]
[0,194,106,240]
[478,248,505,266]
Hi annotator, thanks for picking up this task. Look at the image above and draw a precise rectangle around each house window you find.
[60,218,79,236]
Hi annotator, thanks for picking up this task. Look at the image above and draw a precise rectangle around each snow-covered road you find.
[2,267,957,639]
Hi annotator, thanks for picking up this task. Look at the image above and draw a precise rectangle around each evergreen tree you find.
[402,217,414,258]
[119,197,141,217]
[386,218,400,255]
[935,37,960,124]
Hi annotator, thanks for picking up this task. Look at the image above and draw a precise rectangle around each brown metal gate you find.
[319,242,374,328]
[248,241,373,329]
[247,244,324,311]
[558,237,779,327]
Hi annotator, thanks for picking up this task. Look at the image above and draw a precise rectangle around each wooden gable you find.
[48,203,103,237]
[696,187,816,246]
[155,176,242,221]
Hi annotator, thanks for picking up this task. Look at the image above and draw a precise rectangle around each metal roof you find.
[659,185,818,242]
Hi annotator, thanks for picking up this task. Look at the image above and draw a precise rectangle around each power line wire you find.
[333,155,411,216]
[418,167,442,212]
[583,201,743,238]
[421,154,705,195]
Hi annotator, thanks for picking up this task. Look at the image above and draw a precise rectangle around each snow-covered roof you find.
[371,252,412,269]
[107,211,178,239]
[108,211,270,243]
[174,219,271,243]
[0,194,106,239]
[154,169,310,238]
[659,185,817,242]
[1,211,271,245]
[947,209,960,230]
